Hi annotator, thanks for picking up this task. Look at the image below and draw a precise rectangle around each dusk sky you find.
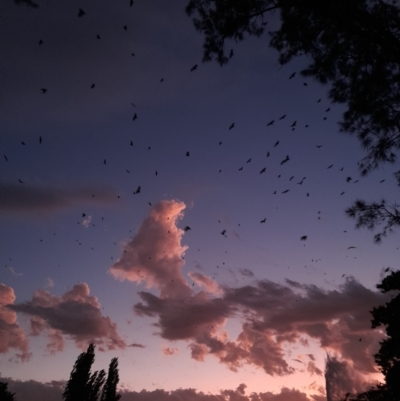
[1,1,399,400]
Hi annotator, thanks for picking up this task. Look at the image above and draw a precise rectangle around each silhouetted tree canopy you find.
[186,0,400,241]
[63,343,96,401]
[0,381,16,401]
[63,344,121,401]
[349,270,400,401]
[88,369,107,401]
[101,358,121,401]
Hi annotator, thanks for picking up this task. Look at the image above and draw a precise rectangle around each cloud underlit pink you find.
[0,283,30,360]
[109,200,390,387]
[10,283,126,352]
[110,200,191,298]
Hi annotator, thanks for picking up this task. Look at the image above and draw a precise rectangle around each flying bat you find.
[280,155,290,165]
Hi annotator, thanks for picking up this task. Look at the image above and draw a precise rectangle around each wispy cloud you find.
[162,346,179,355]
[0,182,117,214]
[128,342,146,348]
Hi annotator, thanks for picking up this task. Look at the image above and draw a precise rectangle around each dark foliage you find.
[88,370,107,401]
[101,358,121,401]
[0,381,16,401]
[63,343,96,401]
[345,199,400,243]
[186,0,400,240]
[63,344,121,401]
[348,271,400,401]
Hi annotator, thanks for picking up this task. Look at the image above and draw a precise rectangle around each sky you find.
[1,1,400,400]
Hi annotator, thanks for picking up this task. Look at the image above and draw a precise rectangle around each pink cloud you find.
[133,277,388,378]
[110,200,191,298]
[10,283,126,352]
[109,200,389,384]
[0,283,30,360]
[188,272,222,295]
[162,346,179,355]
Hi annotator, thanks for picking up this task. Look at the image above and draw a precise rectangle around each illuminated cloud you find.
[110,200,388,380]
[223,277,387,374]
[0,283,30,360]
[188,272,222,295]
[0,182,117,214]
[110,200,191,298]
[134,276,388,377]
[10,283,126,352]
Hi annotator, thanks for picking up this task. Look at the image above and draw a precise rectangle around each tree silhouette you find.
[186,0,400,241]
[63,344,121,401]
[101,358,121,401]
[0,381,15,401]
[88,369,107,401]
[349,270,400,401]
[63,343,96,401]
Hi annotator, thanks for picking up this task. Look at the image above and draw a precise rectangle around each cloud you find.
[0,283,30,360]
[110,200,388,380]
[110,200,191,298]
[6,266,23,277]
[4,378,65,401]
[128,342,146,348]
[133,277,388,377]
[82,215,92,228]
[188,272,222,295]
[3,378,321,401]
[9,283,126,352]
[45,278,54,288]
[0,182,117,214]
[162,346,179,355]
[238,269,254,277]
